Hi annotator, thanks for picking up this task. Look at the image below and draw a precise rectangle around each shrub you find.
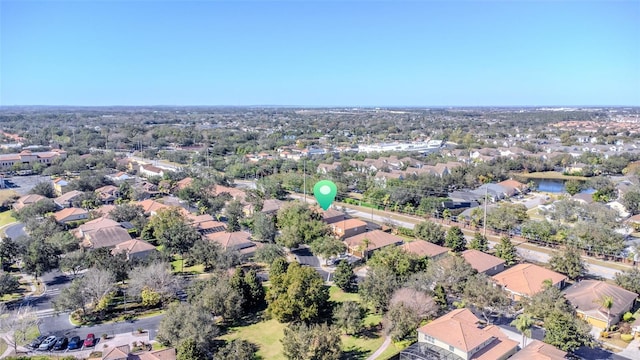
[621,334,634,342]
[600,331,609,338]
[623,311,635,322]
[620,322,632,335]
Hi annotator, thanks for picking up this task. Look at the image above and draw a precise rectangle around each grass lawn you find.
[0,210,16,227]
[515,171,588,181]
[221,318,287,360]
[0,338,7,356]
[170,256,205,274]
[329,286,361,303]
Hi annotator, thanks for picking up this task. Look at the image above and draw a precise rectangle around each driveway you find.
[291,247,331,282]
[5,222,26,240]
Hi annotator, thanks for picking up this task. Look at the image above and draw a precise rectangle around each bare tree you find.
[82,268,115,309]
[385,288,438,341]
[1,306,40,354]
[128,262,180,304]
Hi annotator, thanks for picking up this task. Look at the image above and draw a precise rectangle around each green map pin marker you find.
[313,180,337,210]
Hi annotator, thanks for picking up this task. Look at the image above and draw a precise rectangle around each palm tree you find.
[511,313,534,348]
[599,295,614,331]
[360,238,371,259]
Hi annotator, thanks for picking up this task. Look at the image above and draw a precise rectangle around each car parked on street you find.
[38,336,57,351]
[53,337,68,351]
[83,333,96,347]
[67,336,82,350]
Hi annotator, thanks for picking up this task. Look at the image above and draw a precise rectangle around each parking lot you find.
[2,174,52,195]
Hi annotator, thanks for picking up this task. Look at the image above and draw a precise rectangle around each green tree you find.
[548,247,585,280]
[146,207,201,256]
[445,226,466,252]
[622,189,640,215]
[359,266,398,313]
[543,310,593,352]
[281,323,342,360]
[0,273,20,297]
[511,314,534,347]
[599,295,614,330]
[385,288,438,341]
[486,203,529,232]
[225,200,245,232]
[157,303,219,354]
[0,237,20,269]
[615,267,640,294]
[254,243,285,264]
[252,212,276,242]
[414,220,446,245]
[310,237,346,262]
[333,301,365,335]
[463,274,510,323]
[22,238,59,280]
[190,274,244,322]
[276,202,330,249]
[468,232,489,252]
[267,262,329,323]
[59,250,89,276]
[30,181,56,198]
[565,179,584,196]
[524,282,574,321]
[494,236,517,266]
[177,338,206,360]
[333,260,357,293]
[215,339,258,360]
[367,245,427,280]
[433,284,447,309]
[244,269,266,311]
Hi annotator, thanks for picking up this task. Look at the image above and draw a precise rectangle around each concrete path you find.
[366,335,391,360]
[617,337,640,359]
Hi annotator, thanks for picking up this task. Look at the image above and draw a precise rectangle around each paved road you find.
[5,222,26,240]
[291,246,331,282]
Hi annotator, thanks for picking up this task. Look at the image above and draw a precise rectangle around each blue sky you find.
[1,1,639,106]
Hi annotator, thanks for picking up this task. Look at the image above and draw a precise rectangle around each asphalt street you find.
[38,313,163,341]
[5,222,26,240]
[291,246,331,282]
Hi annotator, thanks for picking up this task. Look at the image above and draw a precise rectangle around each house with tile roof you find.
[139,164,165,178]
[106,171,133,183]
[54,190,84,208]
[344,230,403,258]
[492,263,567,300]
[461,250,505,276]
[331,218,368,239]
[111,239,158,261]
[102,344,176,360]
[205,231,258,257]
[12,194,47,211]
[53,207,89,224]
[76,217,132,249]
[563,280,638,328]
[173,177,193,191]
[322,209,347,224]
[95,185,120,204]
[508,340,567,360]
[400,308,518,360]
[401,240,450,260]
[136,199,170,216]
[190,214,226,235]
[213,184,246,202]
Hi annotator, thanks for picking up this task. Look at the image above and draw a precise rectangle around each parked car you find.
[67,336,82,350]
[28,335,47,349]
[38,336,57,351]
[83,333,96,347]
[53,337,68,351]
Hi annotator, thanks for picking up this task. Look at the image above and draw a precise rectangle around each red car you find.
[83,333,96,347]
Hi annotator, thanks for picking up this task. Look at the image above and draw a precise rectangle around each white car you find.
[38,335,57,351]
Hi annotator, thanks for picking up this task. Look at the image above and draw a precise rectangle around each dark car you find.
[67,336,82,350]
[53,337,68,351]
[28,335,47,349]
[83,333,96,347]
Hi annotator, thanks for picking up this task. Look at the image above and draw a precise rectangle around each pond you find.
[533,179,594,194]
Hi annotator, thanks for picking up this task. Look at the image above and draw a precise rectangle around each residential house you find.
[400,308,518,360]
[344,230,403,258]
[322,209,347,224]
[77,217,132,249]
[53,207,89,224]
[496,179,527,196]
[102,344,176,360]
[213,184,246,203]
[627,214,640,231]
[401,240,450,260]
[174,177,193,191]
[571,193,595,205]
[317,162,342,174]
[492,263,567,300]
[563,280,638,328]
[52,178,69,196]
[471,184,509,202]
[93,204,116,218]
[95,185,120,204]
[136,199,169,216]
[111,239,158,261]
[508,340,567,360]
[244,198,285,216]
[190,214,226,235]
[106,171,133,183]
[332,219,368,239]
[54,190,84,209]
[12,194,47,211]
[139,164,164,178]
[206,231,258,257]
[461,250,505,276]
